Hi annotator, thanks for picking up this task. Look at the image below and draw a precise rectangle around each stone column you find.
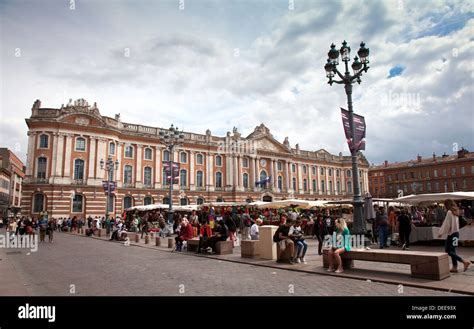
[326,167,330,196]
[253,157,259,192]
[270,159,274,191]
[341,168,345,195]
[155,146,161,188]
[233,155,239,191]
[298,163,303,194]
[250,157,256,189]
[285,160,290,192]
[55,134,65,178]
[25,132,36,177]
[190,151,195,191]
[308,164,313,195]
[88,137,97,181]
[225,154,233,189]
[116,143,123,183]
[63,134,73,179]
[136,145,143,188]
[208,154,214,191]
[51,133,59,179]
[95,139,107,181]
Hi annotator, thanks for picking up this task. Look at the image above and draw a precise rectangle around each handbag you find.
[459,216,470,229]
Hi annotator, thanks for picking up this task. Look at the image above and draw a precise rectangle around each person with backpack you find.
[273,217,296,264]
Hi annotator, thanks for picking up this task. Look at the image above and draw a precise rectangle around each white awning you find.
[395,192,474,204]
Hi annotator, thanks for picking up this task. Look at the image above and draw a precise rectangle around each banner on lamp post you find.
[163,161,180,184]
[341,108,366,153]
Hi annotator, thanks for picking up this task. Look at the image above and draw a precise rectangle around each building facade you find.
[21,98,370,218]
[0,148,25,217]
[369,150,474,198]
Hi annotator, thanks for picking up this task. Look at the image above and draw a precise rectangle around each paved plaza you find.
[0,229,470,296]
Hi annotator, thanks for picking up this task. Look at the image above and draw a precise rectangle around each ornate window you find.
[33,193,44,213]
[72,194,84,213]
[125,145,134,158]
[243,173,249,188]
[124,196,133,209]
[74,159,85,180]
[124,165,133,184]
[75,137,86,151]
[37,157,47,179]
[180,169,187,187]
[215,172,222,188]
[196,154,204,165]
[144,196,153,205]
[144,167,152,186]
[196,171,203,187]
[39,134,49,148]
[180,152,187,163]
[144,148,152,160]
[215,155,222,166]
[109,142,115,155]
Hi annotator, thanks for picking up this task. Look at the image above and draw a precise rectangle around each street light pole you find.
[325,40,370,237]
[159,124,185,226]
[101,156,119,223]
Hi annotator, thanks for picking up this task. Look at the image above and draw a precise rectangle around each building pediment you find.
[252,136,291,154]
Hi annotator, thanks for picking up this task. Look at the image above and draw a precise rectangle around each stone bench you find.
[241,240,260,258]
[276,242,293,263]
[216,240,233,255]
[186,238,200,252]
[322,249,450,280]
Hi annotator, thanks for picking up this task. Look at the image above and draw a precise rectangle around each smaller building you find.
[0,148,25,217]
[369,149,474,198]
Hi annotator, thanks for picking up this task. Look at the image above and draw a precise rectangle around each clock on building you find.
[260,159,267,167]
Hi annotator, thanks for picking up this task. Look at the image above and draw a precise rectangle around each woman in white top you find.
[438,199,470,273]
[250,218,262,240]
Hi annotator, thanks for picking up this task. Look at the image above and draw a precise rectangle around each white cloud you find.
[0,0,472,165]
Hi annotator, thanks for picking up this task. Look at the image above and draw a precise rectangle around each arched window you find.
[277,161,282,171]
[75,137,86,151]
[72,194,84,213]
[346,170,352,177]
[144,196,153,205]
[180,169,187,187]
[180,198,188,205]
[215,172,222,188]
[197,197,204,205]
[109,142,116,155]
[337,181,341,193]
[143,167,152,186]
[180,152,187,163]
[336,169,340,177]
[74,159,85,180]
[144,148,152,160]
[124,165,133,184]
[312,166,316,175]
[292,164,296,172]
[163,197,170,205]
[329,181,333,193]
[259,170,267,182]
[124,196,133,209]
[163,168,169,186]
[303,179,308,192]
[215,155,222,166]
[328,168,332,176]
[39,134,49,148]
[125,145,133,158]
[312,179,317,192]
[320,167,325,175]
[321,180,325,193]
[243,173,249,188]
[278,176,283,190]
[242,158,249,168]
[292,177,296,191]
[216,197,224,202]
[37,157,47,179]
[347,181,352,193]
[33,193,44,213]
[302,165,307,174]
[163,150,170,162]
[196,153,203,165]
[196,171,203,188]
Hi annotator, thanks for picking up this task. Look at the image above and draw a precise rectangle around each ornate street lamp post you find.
[325,40,370,238]
[100,156,119,222]
[159,124,185,225]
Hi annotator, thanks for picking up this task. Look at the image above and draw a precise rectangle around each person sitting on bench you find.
[175,218,193,251]
[327,218,351,273]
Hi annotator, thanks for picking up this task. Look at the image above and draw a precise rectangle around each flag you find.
[341,108,366,153]
[255,176,271,188]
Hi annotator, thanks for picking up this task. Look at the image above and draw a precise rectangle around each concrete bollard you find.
[155,237,161,246]
[135,234,140,243]
[150,232,155,239]
[145,235,149,244]
[168,238,174,249]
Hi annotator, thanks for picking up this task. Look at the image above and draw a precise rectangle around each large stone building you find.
[21,99,370,218]
[369,149,474,198]
[0,148,25,217]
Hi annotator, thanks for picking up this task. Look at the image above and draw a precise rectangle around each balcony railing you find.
[31,178,48,184]
[123,182,135,188]
[215,187,223,191]
[71,179,85,185]
[196,186,204,191]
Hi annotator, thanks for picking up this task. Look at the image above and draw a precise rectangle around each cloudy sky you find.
[1,0,473,165]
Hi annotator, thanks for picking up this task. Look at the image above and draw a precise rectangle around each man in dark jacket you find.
[376,207,389,249]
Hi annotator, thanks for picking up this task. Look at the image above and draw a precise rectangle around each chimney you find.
[442,152,448,158]
[384,160,388,167]
[432,152,436,161]
[417,154,422,162]
[457,147,468,158]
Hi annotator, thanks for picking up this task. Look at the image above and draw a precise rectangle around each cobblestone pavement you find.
[0,232,463,296]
